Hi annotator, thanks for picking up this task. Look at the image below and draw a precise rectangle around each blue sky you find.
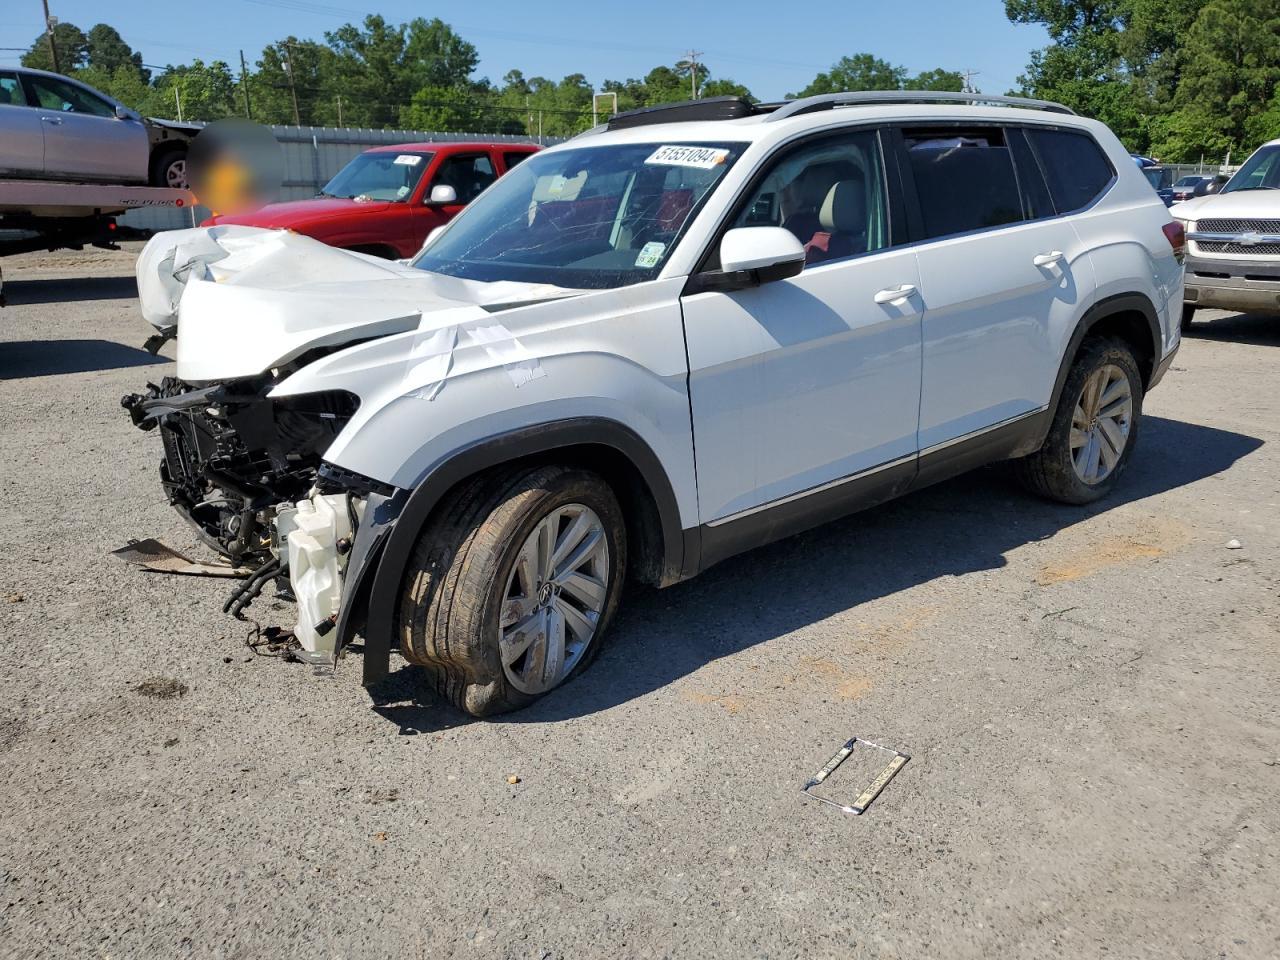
[1,0,1049,100]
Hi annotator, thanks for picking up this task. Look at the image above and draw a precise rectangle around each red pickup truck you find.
[204,140,539,259]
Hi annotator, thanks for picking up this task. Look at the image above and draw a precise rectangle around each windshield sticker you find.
[635,241,666,269]
[393,154,423,166]
[645,145,729,169]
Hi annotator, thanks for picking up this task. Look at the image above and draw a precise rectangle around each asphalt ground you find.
[1,245,1277,959]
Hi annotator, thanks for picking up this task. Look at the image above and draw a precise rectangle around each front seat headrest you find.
[819,179,866,233]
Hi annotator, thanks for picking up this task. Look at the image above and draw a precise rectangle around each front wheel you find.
[1016,337,1144,504]
[150,147,188,189]
[398,464,626,716]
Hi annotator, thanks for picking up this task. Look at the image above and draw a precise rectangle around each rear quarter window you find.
[1026,128,1115,214]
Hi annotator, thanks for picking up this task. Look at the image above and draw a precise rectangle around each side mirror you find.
[427,184,458,205]
[114,104,132,120]
[689,227,805,293]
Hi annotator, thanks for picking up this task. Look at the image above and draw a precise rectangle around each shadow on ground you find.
[1185,311,1280,347]
[369,415,1262,732]
[0,339,167,379]
[3,276,138,306]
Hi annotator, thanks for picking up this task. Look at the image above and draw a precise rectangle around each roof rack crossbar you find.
[763,91,1076,122]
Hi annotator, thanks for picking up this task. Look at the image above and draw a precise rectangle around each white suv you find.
[124,92,1185,716]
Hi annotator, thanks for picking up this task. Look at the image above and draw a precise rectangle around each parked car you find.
[202,141,540,259]
[1171,175,1214,202]
[124,92,1184,716]
[0,66,197,187]
[1172,138,1280,327]
[1132,155,1174,204]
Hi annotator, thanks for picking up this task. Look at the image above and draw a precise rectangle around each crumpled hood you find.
[1172,189,1280,222]
[135,226,578,383]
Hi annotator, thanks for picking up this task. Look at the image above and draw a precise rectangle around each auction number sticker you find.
[645,145,729,169]
[394,154,423,166]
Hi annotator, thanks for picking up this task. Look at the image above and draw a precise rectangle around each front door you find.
[416,152,498,247]
[20,72,146,182]
[0,71,44,175]
[681,128,923,537]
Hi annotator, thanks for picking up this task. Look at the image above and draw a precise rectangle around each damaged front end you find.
[122,375,361,564]
[121,374,395,665]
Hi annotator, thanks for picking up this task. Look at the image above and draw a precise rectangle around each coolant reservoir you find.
[285,494,352,658]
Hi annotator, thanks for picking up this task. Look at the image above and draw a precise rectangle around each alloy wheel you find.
[1070,363,1133,484]
[498,503,609,695]
[166,158,188,190]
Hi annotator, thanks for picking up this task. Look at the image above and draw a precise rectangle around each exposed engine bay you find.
[122,375,359,563]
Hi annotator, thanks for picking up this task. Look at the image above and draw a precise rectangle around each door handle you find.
[40,116,63,125]
[1033,250,1065,267]
[874,283,917,305]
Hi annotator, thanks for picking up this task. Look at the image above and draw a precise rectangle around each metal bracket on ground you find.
[801,737,910,815]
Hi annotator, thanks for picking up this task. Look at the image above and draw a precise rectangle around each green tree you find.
[21,22,89,72]
[905,68,967,92]
[85,24,148,81]
[150,60,239,121]
[790,54,908,97]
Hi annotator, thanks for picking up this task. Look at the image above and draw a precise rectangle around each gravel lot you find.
[1,245,1277,959]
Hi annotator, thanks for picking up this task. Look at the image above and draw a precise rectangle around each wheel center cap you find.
[537,582,554,607]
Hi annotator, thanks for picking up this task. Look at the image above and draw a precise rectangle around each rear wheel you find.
[398,464,626,716]
[1016,337,1144,504]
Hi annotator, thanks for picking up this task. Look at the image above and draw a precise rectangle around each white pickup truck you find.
[1172,138,1280,327]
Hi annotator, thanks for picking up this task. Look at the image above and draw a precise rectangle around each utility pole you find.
[336,94,343,126]
[962,69,980,94]
[41,0,60,74]
[282,42,301,126]
[239,49,253,119]
[682,50,704,99]
[174,84,182,122]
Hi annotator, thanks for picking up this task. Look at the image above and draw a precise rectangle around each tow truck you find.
[0,179,194,305]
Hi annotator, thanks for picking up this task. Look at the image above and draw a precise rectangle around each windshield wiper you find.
[315,190,343,198]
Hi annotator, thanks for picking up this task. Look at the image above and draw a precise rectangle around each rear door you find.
[0,71,44,175]
[898,123,1095,451]
[20,72,147,182]
[680,127,923,532]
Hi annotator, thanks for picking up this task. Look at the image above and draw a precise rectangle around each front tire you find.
[150,146,188,189]
[1016,337,1144,504]
[398,464,627,716]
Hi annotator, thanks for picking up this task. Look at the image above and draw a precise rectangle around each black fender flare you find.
[1037,292,1162,448]
[353,417,687,686]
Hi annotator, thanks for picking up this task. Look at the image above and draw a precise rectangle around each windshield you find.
[1174,176,1203,188]
[321,151,433,201]
[413,141,747,288]
[1140,167,1169,189]
[1224,145,1280,192]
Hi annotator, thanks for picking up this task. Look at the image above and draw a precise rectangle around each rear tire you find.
[1016,337,1144,505]
[397,464,627,717]
[1181,305,1196,331]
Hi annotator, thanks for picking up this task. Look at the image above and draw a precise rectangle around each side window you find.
[435,153,497,202]
[732,129,890,265]
[24,75,115,117]
[1008,128,1055,220]
[903,126,1025,239]
[0,72,27,107]
[503,151,532,170]
[1026,128,1114,214]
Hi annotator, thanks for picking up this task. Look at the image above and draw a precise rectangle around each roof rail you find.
[762,91,1076,122]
